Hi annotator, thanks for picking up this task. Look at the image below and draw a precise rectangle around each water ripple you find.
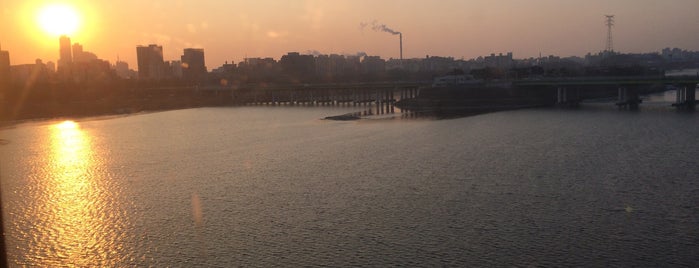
[0,108,698,266]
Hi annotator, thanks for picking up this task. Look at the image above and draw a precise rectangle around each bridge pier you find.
[556,87,580,107]
[390,89,395,113]
[230,83,421,109]
[376,90,381,114]
[384,90,389,113]
[672,83,697,109]
[616,87,641,109]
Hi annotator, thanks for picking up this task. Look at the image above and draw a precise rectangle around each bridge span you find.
[197,82,424,115]
[189,77,697,113]
[514,77,699,109]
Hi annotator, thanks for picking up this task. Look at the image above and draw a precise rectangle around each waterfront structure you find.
[136,44,165,80]
[181,48,206,82]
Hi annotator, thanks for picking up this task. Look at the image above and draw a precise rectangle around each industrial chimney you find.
[399,33,403,62]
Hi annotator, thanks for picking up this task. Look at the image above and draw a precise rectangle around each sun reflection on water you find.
[19,120,128,266]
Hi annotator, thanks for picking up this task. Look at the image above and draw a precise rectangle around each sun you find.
[37,4,81,36]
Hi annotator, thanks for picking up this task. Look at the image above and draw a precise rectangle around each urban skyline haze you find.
[2,0,699,69]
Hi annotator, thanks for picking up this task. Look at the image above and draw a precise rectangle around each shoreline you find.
[0,93,234,126]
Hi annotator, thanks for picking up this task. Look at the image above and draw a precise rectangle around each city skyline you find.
[2,0,699,69]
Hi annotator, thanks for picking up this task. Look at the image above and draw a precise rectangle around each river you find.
[0,93,698,266]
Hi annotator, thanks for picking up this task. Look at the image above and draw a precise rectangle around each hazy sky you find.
[2,0,699,69]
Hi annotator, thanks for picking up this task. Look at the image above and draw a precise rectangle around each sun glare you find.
[37,4,80,36]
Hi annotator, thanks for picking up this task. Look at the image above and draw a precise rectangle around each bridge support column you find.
[375,90,380,114]
[384,90,389,114]
[616,87,641,109]
[390,89,395,113]
[353,89,357,107]
[672,84,697,109]
[556,87,579,107]
[556,87,568,105]
[380,90,385,114]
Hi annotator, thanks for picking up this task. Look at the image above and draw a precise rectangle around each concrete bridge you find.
[197,82,424,115]
[514,76,699,109]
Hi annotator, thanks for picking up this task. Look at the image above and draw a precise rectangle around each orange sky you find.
[2,0,699,70]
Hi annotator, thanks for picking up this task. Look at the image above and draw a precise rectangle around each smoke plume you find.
[361,20,401,35]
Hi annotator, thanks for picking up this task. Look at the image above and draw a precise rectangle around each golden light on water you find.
[29,120,123,266]
[37,4,81,37]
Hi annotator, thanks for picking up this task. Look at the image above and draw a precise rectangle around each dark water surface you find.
[1,102,698,266]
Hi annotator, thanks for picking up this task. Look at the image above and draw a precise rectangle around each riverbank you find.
[0,93,233,123]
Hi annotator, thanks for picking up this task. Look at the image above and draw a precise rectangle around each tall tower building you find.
[0,45,10,90]
[181,48,207,82]
[72,43,83,62]
[58,35,72,70]
[136,44,165,80]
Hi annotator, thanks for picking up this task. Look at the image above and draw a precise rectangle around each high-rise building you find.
[46,61,56,73]
[58,35,72,70]
[280,52,315,82]
[168,60,183,78]
[72,43,98,63]
[136,44,165,80]
[181,48,206,82]
[72,43,83,60]
[114,60,132,79]
[361,56,386,75]
[0,46,10,90]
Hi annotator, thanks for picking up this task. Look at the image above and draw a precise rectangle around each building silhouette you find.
[361,56,385,73]
[114,60,135,79]
[280,52,315,82]
[72,43,98,63]
[236,57,278,82]
[11,59,50,86]
[170,60,184,78]
[46,61,55,73]
[484,52,513,68]
[136,44,165,80]
[181,48,206,83]
[57,35,73,78]
[0,46,10,92]
[72,43,82,61]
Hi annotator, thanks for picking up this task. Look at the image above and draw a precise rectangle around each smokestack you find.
[399,33,403,61]
[360,21,402,62]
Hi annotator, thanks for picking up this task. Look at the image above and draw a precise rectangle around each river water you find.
[1,93,698,266]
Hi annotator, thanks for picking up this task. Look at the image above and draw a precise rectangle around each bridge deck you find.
[514,76,699,87]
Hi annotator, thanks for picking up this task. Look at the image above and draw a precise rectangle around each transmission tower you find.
[605,15,615,52]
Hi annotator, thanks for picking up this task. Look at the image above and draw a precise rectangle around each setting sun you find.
[37,4,80,36]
